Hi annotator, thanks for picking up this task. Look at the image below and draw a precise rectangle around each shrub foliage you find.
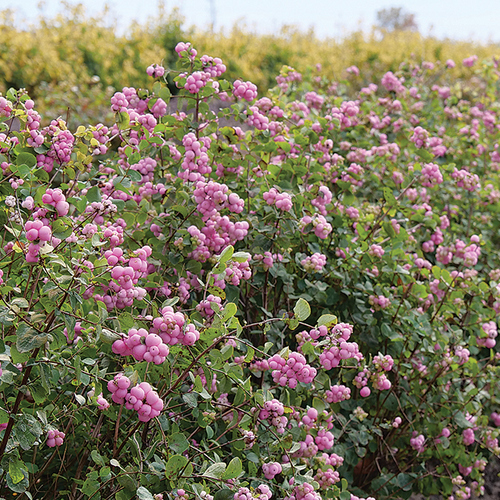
[0,37,500,500]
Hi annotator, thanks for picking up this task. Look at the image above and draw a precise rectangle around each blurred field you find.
[1,4,499,127]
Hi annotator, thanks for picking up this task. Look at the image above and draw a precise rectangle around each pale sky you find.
[4,0,500,43]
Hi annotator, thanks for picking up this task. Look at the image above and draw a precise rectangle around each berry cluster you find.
[179,133,212,182]
[410,126,430,148]
[224,259,251,286]
[285,482,321,500]
[24,219,52,263]
[258,399,288,434]
[262,462,282,480]
[234,485,272,500]
[299,214,332,239]
[107,374,163,422]
[315,428,335,450]
[301,253,327,273]
[96,393,110,410]
[353,368,371,397]
[263,188,293,211]
[410,432,426,454]
[477,321,497,348]
[112,328,170,364]
[233,80,258,101]
[246,106,269,130]
[46,430,65,448]
[0,96,12,117]
[94,245,151,310]
[311,185,332,215]
[183,71,210,94]
[25,100,44,147]
[175,42,197,60]
[42,188,70,216]
[373,354,394,371]
[193,180,244,219]
[369,295,391,310]
[319,340,363,370]
[463,428,475,446]
[452,167,481,191]
[268,351,317,388]
[147,64,165,78]
[187,218,249,262]
[314,468,340,489]
[420,162,443,187]
[196,294,222,319]
[253,252,282,270]
[371,371,392,390]
[325,384,351,403]
[150,306,200,346]
[200,55,227,77]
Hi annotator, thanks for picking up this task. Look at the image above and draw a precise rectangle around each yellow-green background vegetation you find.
[1,4,499,125]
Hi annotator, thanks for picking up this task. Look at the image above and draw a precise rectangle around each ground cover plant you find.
[1,39,500,500]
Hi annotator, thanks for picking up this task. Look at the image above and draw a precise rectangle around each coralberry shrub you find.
[0,42,500,500]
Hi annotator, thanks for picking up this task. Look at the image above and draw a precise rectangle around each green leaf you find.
[182,393,198,408]
[159,86,171,102]
[312,397,326,414]
[86,185,102,203]
[455,411,474,428]
[128,169,142,182]
[416,148,434,161]
[244,346,255,363]
[118,312,135,330]
[203,462,227,479]
[16,324,49,353]
[294,298,311,321]
[116,491,134,500]
[218,245,234,264]
[222,302,237,321]
[432,266,441,279]
[101,329,121,344]
[30,383,47,404]
[137,487,155,500]
[317,314,337,328]
[439,436,450,449]
[6,468,28,493]
[214,490,234,500]
[0,408,9,424]
[117,111,130,130]
[51,217,73,239]
[383,187,397,205]
[383,393,398,411]
[9,454,25,484]
[117,473,137,492]
[221,457,242,479]
[82,477,100,497]
[13,415,42,450]
[165,455,188,480]
[9,345,28,364]
[171,205,187,217]
[91,450,105,466]
[397,473,413,491]
[441,269,452,285]
[232,252,251,262]
[75,394,86,405]
[169,432,190,454]
[16,152,36,168]
[11,298,29,308]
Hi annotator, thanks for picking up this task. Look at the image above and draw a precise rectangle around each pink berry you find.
[360,386,371,397]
